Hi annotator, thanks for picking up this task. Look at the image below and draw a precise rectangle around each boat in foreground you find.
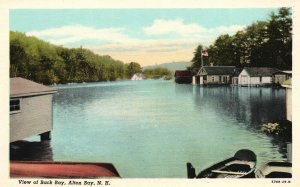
[187,149,257,178]
[11,161,121,178]
[255,161,292,178]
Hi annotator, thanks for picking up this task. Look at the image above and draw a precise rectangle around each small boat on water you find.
[255,161,292,178]
[187,149,257,178]
[10,161,121,178]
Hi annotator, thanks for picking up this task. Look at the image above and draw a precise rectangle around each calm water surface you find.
[30,80,289,177]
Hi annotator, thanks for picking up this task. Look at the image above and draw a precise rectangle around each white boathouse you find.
[238,67,280,86]
[131,73,145,80]
[196,66,236,85]
[10,77,57,142]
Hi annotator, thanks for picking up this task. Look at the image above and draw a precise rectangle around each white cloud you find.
[91,37,211,53]
[212,25,246,35]
[27,25,131,45]
[143,18,206,36]
[26,21,245,65]
[143,18,245,37]
[26,22,244,49]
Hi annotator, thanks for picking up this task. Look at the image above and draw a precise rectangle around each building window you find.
[10,99,21,113]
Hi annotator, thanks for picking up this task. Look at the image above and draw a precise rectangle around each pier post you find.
[192,76,196,85]
[287,143,292,162]
[40,131,51,141]
[187,163,196,178]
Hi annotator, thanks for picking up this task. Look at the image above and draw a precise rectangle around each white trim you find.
[10,90,57,98]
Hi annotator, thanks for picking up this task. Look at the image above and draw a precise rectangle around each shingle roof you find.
[10,77,57,97]
[233,68,243,77]
[201,66,236,75]
[244,67,280,77]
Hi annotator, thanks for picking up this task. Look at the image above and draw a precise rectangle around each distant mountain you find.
[143,61,192,72]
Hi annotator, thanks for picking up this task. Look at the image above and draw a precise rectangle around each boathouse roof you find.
[243,67,280,77]
[233,68,243,77]
[175,70,192,77]
[199,66,236,75]
[10,77,57,98]
[273,70,292,75]
[282,70,292,74]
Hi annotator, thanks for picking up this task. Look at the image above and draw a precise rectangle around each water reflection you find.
[10,140,53,161]
[191,85,289,159]
[11,81,290,177]
[175,83,193,96]
[192,86,286,128]
[54,83,136,110]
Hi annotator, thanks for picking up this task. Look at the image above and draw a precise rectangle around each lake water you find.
[24,80,289,178]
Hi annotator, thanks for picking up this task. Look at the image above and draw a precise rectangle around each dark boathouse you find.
[174,70,193,84]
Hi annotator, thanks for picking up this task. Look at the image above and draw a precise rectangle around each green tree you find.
[126,62,142,78]
[266,8,292,69]
[190,8,292,70]
[215,34,235,66]
[143,67,172,80]
[10,31,132,84]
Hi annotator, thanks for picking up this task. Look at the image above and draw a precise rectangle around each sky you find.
[10,9,278,66]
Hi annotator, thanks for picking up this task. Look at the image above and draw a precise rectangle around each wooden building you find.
[131,73,145,80]
[231,68,243,85]
[196,66,236,85]
[10,77,57,143]
[282,79,292,122]
[238,67,280,86]
[273,70,292,84]
[174,70,192,84]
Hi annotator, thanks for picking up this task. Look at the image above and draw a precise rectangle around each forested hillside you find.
[143,61,192,72]
[190,8,292,71]
[10,31,136,84]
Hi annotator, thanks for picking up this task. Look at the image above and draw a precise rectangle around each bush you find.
[261,120,292,139]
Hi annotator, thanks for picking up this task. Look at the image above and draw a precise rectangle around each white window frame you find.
[10,98,21,114]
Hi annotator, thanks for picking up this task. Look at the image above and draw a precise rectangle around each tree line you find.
[10,31,172,85]
[10,31,130,84]
[190,8,292,71]
[143,67,173,80]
